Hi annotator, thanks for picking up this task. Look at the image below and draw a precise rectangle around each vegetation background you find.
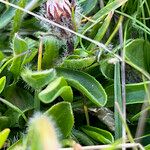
[0,0,150,149]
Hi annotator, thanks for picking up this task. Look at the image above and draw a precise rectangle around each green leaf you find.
[83,0,128,31]
[106,81,150,107]
[21,68,56,89]
[3,111,22,128]
[81,126,114,144]
[80,0,98,15]
[0,128,10,149]
[72,129,94,146]
[0,117,9,130]
[0,0,17,29]
[0,51,4,62]
[126,39,150,73]
[0,97,27,122]
[22,48,37,65]
[0,85,30,128]
[45,102,74,138]
[56,68,107,106]
[22,38,38,65]
[130,108,148,122]
[7,139,23,150]
[4,84,34,111]
[12,33,28,54]
[11,0,27,35]
[145,144,150,150]
[114,62,122,139]
[43,36,60,69]
[0,76,6,94]
[73,49,89,57]
[100,57,114,80]
[39,77,73,103]
[10,34,28,79]
[61,56,96,70]
[87,12,113,51]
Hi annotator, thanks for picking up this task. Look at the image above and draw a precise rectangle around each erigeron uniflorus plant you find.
[41,0,81,52]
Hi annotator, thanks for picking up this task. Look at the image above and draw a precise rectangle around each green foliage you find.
[10,33,28,79]
[106,82,150,107]
[42,36,60,68]
[0,128,10,149]
[72,129,94,146]
[39,77,73,103]
[21,68,56,89]
[61,55,96,69]
[79,0,98,15]
[81,126,114,144]
[7,139,23,150]
[0,76,6,93]
[0,0,150,149]
[11,0,27,35]
[145,144,150,150]
[45,102,74,138]
[56,68,107,106]
[126,39,150,73]
[0,0,17,29]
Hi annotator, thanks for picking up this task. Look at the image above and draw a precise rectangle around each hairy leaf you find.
[56,68,107,106]
[45,102,74,138]
[39,77,73,103]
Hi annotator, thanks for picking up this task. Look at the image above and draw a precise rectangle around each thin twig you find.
[78,12,96,23]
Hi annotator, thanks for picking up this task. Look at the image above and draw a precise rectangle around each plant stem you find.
[119,18,126,149]
[105,15,124,46]
[38,39,43,71]
[83,97,90,126]
[34,38,43,111]
[34,89,40,111]
[83,105,90,126]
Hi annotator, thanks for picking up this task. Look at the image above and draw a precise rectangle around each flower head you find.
[46,0,72,23]
[41,0,80,53]
[44,0,75,31]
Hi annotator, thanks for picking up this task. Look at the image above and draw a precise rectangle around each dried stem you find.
[38,38,43,71]
[119,17,126,148]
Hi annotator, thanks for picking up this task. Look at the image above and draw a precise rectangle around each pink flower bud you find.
[46,0,72,24]
[41,0,80,53]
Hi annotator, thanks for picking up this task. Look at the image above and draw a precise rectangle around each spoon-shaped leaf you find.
[39,77,73,103]
[21,68,56,89]
[45,102,74,138]
[56,68,107,106]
